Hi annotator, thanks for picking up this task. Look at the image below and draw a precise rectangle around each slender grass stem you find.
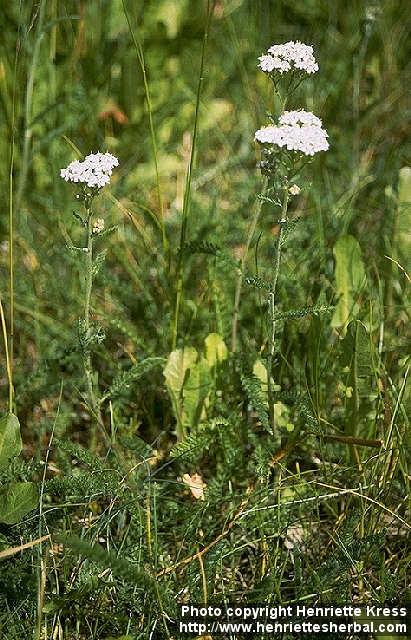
[0,294,13,412]
[171,0,213,350]
[267,186,289,430]
[231,177,268,353]
[8,8,22,413]
[121,0,166,251]
[16,0,46,212]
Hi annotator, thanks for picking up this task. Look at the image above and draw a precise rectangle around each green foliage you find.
[164,334,227,438]
[0,482,38,525]
[204,332,228,367]
[0,415,37,524]
[241,373,270,432]
[395,166,411,278]
[58,535,155,589]
[92,248,107,276]
[331,235,366,334]
[0,414,22,471]
[274,304,334,321]
[0,1,409,637]
[183,239,220,256]
[170,417,228,463]
[163,346,199,437]
[104,356,165,400]
[245,274,274,291]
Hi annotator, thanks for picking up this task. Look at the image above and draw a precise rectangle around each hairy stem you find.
[84,207,107,448]
[267,186,289,430]
[82,204,108,448]
[84,209,96,414]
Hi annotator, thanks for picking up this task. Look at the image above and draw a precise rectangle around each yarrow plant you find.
[252,43,329,430]
[60,151,119,442]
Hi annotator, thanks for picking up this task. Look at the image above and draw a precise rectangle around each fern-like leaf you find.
[241,375,270,432]
[244,275,274,291]
[103,357,165,401]
[274,304,334,321]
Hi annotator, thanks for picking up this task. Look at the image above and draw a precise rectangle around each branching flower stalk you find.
[60,152,119,441]
[254,40,329,432]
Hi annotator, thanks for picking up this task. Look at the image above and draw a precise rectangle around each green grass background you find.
[0,1,410,639]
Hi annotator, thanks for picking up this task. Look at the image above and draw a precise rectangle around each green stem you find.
[81,203,110,449]
[84,210,96,415]
[121,0,166,252]
[231,177,268,353]
[0,294,13,413]
[267,186,289,430]
[171,0,213,350]
[8,15,21,414]
[16,0,46,212]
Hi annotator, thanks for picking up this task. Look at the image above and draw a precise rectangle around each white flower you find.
[258,54,291,73]
[254,125,278,144]
[258,55,276,72]
[92,218,105,234]
[255,110,329,156]
[289,184,301,196]
[258,40,319,75]
[279,110,323,128]
[60,152,119,189]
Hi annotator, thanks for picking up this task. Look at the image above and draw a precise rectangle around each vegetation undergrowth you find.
[0,2,409,639]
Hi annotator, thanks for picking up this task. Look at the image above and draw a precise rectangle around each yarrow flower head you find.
[255,110,329,157]
[92,218,105,235]
[258,41,319,75]
[60,152,119,189]
[289,184,301,196]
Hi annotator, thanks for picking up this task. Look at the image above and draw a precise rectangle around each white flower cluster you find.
[258,41,319,75]
[60,152,119,189]
[279,110,323,127]
[92,218,105,235]
[255,110,329,156]
[289,184,301,196]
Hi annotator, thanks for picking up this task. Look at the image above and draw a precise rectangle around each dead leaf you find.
[182,473,206,501]
[99,99,128,125]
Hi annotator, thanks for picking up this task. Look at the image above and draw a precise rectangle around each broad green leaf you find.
[183,357,211,428]
[340,320,374,436]
[251,360,291,431]
[253,359,268,387]
[341,320,373,382]
[0,482,38,525]
[274,401,294,431]
[252,359,280,393]
[331,234,366,335]
[163,347,198,401]
[164,347,198,437]
[0,413,22,471]
[205,333,228,367]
